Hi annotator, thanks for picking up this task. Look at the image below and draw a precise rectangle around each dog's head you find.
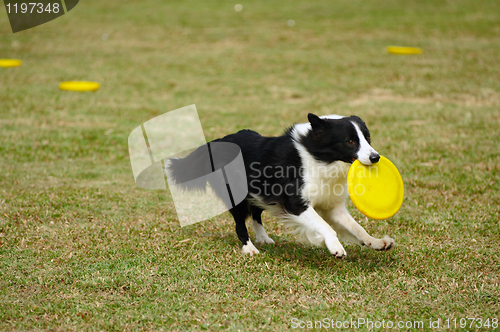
[300,113,380,166]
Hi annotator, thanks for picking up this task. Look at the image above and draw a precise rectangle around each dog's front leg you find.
[326,206,394,251]
[290,206,346,258]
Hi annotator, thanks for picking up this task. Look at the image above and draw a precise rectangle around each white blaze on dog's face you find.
[351,122,380,165]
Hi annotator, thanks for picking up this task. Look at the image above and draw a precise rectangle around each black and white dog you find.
[167,113,394,258]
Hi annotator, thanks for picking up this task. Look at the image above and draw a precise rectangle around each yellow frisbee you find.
[59,81,100,92]
[0,59,22,68]
[387,46,423,55]
[347,156,404,220]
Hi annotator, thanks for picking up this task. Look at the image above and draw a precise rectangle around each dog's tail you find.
[165,142,217,192]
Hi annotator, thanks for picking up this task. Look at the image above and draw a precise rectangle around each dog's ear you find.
[308,113,328,128]
[308,113,330,141]
[307,113,331,134]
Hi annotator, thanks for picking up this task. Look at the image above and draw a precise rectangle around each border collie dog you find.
[167,113,394,258]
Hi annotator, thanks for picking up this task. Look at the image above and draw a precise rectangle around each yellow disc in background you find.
[0,59,22,68]
[59,81,100,92]
[387,46,423,55]
[347,156,404,220]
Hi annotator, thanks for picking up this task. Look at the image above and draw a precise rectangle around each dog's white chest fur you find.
[301,160,350,211]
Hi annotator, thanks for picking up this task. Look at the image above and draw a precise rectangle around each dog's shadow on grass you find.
[217,234,398,273]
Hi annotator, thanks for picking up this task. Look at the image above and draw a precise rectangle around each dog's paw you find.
[241,241,260,255]
[325,238,347,259]
[255,235,275,244]
[365,236,395,251]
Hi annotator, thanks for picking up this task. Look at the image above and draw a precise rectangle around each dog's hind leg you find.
[250,206,275,244]
[230,203,259,255]
[326,206,395,251]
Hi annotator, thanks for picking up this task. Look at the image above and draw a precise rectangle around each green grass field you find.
[1,0,499,330]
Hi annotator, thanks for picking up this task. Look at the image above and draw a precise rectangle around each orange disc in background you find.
[59,81,100,92]
[0,59,22,67]
[387,46,423,55]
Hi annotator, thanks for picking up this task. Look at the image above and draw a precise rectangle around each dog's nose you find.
[369,153,380,164]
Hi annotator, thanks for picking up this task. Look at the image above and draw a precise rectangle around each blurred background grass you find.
[1,0,499,330]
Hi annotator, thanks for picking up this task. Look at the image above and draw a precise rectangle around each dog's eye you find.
[347,140,356,145]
